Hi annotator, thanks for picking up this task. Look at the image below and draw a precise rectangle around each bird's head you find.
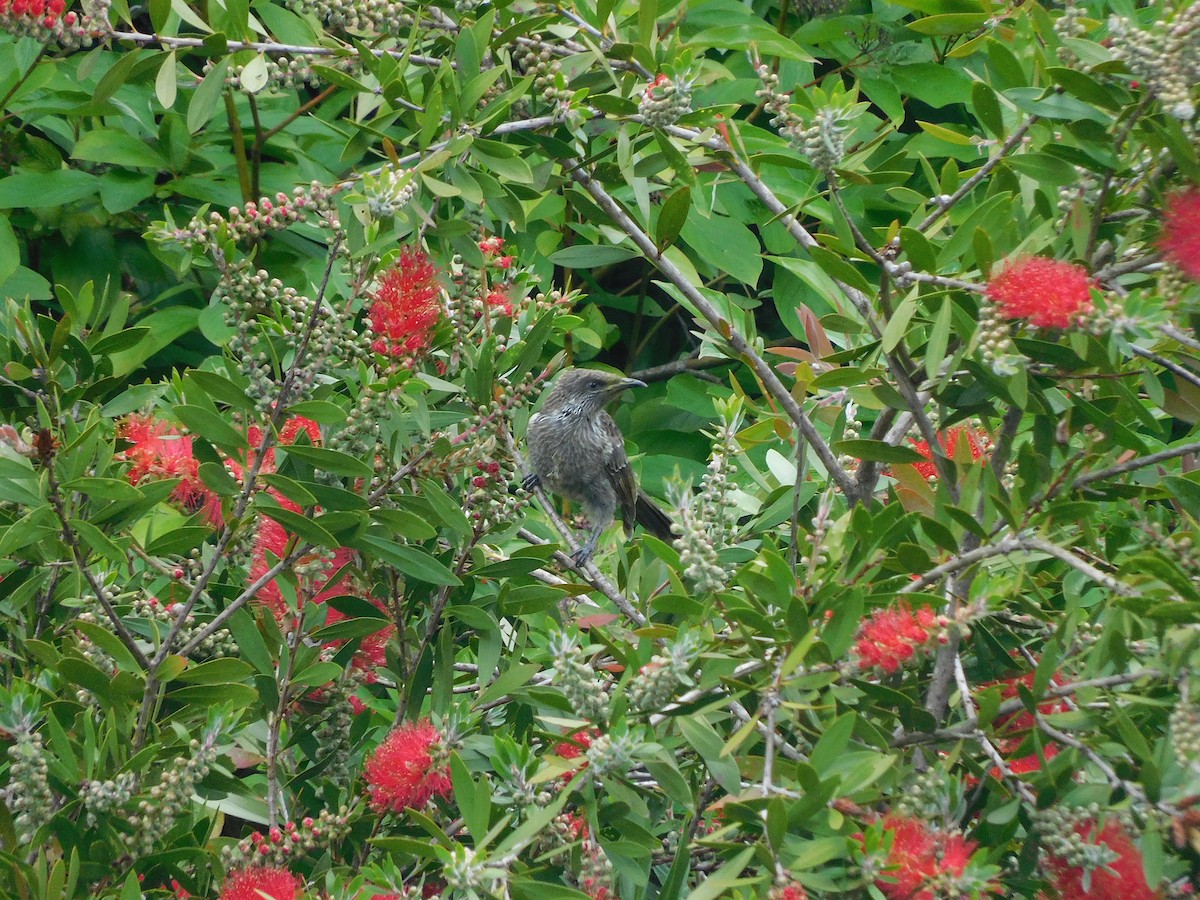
[541,368,647,417]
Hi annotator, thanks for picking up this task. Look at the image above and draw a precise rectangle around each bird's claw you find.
[521,473,541,491]
[570,544,595,567]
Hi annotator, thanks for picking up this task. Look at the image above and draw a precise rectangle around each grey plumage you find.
[525,368,674,565]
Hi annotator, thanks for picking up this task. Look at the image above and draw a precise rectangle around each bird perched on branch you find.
[524,368,675,565]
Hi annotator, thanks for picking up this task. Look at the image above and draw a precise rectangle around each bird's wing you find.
[599,412,638,535]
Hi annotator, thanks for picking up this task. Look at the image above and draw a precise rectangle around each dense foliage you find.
[1,0,1200,896]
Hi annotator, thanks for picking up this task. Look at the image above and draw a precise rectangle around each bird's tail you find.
[634,490,676,543]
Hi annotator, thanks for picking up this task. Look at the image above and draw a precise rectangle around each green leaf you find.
[352,533,462,585]
[256,496,338,549]
[476,663,540,707]
[906,12,989,34]
[155,50,178,108]
[834,439,927,464]
[971,81,1005,138]
[0,170,101,209]
[547,245,640,268]
[173,404,248,450]
[655,186,691,252]
[71,518,127,563]
[187,58,232,133]
[681,212,762,286]
[281,445,374,479]
[284,400,347,424]
[73,129,167,169]
[688,24,815,62]
[187,369,256,410]
[62,477,143,501]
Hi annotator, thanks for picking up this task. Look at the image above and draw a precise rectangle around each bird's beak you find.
[613,377,647,392]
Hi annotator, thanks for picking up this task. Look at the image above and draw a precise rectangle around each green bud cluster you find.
[218,257,366,413]
[156,182,340,251]
[81,771,137,826]
[974,301,1022,377]
[3,727,55,842]
[639,75,693,129]
[362,166,418,219]
[221,54,359,93]
[1033,806,1121,885]
[292,0,413,36]
[128,594,238,660]
[584,731,638,780]
[1054,2,1087,65]
[628,633,699,713]
[310,671,363,786]
[443,845,508,896]
[672,413,740,592]
[1110,4,1200,121]
[121,729,220,857]
[893,768,965,826]
[513,43,573,111]
[577,836,615,899]
[549,633,610,724]
[756,67,848,172]
[1172,701,1200,765]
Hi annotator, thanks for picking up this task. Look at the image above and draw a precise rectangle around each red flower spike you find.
[554,729,596,759]
[853,603,943,674]
[985,256,1093,328]
[364,718,453,812]
[908,427,987,480]
[1043,818,1160,900]
[219,866,300,900]
[1160,187,1200,281]
[118,414,219,519]
[366,247,442,357]
[769,884,809,900]
[869,815,985,900]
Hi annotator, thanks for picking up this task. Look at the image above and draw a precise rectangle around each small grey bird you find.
[524,368,674,565]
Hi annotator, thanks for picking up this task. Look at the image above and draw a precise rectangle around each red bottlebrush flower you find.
[219,867,299,900]
[769,883,809,900]
[908,427,987,480]
[494,255,515,269]
[1160,187,1200,281]
[985,256,1093,328]
[484,288,513,316]
[853,603,945,674]
[872,815,983,900]
[554,729,596,759]
[366,247,442,357]
[981,671,1069,755]
[1043,818,1159,900]
[119,414,218,518]
[364,718,453,813]
[478,236,504,255]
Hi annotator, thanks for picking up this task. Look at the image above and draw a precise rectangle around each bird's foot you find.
[521,473,541,491]
[570,542,596,567]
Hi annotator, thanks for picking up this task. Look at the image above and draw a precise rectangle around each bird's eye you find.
[589,379,602,389]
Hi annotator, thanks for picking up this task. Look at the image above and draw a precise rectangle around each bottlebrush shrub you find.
[6,0,1200,896]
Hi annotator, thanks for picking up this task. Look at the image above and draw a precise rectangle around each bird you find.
[524,368,675,565]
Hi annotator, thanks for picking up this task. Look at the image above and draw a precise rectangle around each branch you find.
[892,669,1164,748]
[1063,439,1200,496]
[914,118,1037,234]
[110,29,443,66]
